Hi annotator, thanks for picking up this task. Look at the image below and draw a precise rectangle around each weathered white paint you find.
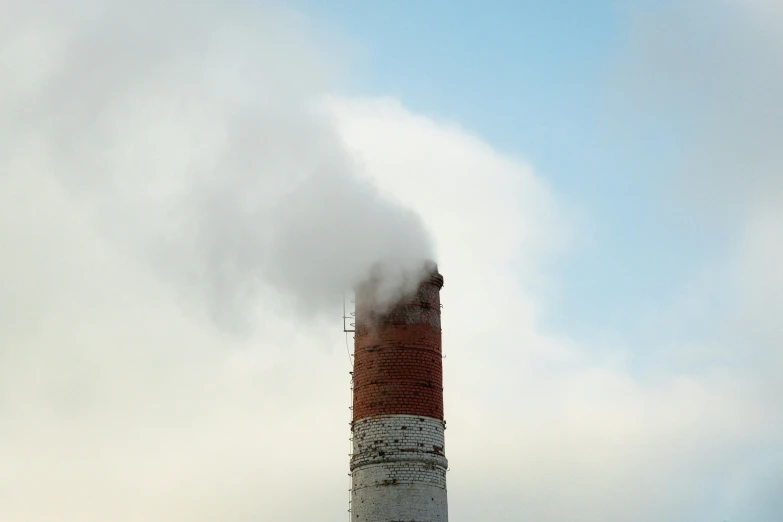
[351,415,448,521]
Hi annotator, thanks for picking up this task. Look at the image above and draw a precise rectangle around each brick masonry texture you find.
[352,461,447,490]
[353,270,444,422]
[351,415,448,472]
[352,481,448,522]
[350,266,448,522]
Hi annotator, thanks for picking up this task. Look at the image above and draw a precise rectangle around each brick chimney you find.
[350,264,448,521]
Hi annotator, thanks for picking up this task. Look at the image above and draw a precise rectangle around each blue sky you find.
[300,0,725,352]
[3,1,782,521]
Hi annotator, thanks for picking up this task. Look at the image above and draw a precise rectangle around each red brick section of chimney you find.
[349,265,448,521]
[352,268,444,422]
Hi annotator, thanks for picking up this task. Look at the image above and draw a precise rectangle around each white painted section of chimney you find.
[350,415,448,522]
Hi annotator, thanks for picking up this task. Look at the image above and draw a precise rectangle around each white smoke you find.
[0,0,433,330]
[0,2,434,520]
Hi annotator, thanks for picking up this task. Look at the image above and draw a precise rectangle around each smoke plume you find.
[0,0,434,329]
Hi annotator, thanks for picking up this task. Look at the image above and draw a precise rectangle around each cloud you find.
[0,1,428,520]
[1,0,781,521]
[327,97,776,522]
[613,1,783,518]
[616,0,783,382]
[0,0,434,331]
[618,0,783,216]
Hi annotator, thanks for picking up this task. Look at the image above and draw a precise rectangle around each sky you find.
[1,1,781,521]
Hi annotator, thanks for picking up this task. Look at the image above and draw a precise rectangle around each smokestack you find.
[350,263,448,521]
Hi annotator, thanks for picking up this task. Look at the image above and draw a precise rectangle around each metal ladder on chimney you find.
[343,295,356,522]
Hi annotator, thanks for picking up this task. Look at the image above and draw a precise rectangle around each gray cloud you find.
[4,1,783,521]
[619,0,783,216]
[327,96,780,522]
[618,0,783,369]
[0,2,433,520]
[0,0,433,330]
[615,1,783,518]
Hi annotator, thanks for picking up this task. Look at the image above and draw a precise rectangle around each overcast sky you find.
[1,1,782,521]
